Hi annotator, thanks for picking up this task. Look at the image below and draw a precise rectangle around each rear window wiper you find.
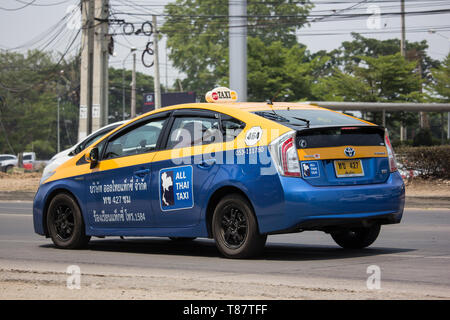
[254,111,311,128]
[291,117,310,128]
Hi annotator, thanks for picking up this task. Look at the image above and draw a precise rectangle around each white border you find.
[158,165,194,212]
[301,160,320,179]
[334,159,365,178]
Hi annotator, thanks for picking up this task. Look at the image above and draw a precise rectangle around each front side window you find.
[77,125,121,153]
[103,118,167,160]
[167,116,221,149]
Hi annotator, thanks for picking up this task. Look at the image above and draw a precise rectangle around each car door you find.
[151,109,222,228]
[85,113,170,229]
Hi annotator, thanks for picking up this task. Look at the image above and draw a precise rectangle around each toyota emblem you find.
[344,147,355,157]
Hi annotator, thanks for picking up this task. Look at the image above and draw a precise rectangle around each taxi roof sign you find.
[205,87,238,103]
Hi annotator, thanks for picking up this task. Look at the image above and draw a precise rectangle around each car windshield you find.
[253,109,366,127]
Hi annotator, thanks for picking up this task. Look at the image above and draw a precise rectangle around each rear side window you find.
[167,116,221,149]
[253,109,365,127]
[221,115,246,142]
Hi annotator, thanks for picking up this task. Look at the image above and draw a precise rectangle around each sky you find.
[1,0,449,90]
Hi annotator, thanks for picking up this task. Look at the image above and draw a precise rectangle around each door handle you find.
[197,159,216,169]
[134,168,150,177]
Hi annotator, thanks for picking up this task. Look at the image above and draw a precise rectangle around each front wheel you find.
[331,225,381,249]
[212,194,266,259]
[46,193,90,249]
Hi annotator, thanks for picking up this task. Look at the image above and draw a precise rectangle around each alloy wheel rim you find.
[220,205,248,248]
[53,204,75,241]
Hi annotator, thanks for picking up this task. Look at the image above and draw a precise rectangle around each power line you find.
[0,0,37,11]
[14,0,73,7]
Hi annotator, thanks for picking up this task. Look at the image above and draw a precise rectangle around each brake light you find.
[384,129,397,172]
[269,131,301,177]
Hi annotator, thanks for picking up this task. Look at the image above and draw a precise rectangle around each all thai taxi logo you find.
[160,166,194,211]
[344,147,356,157]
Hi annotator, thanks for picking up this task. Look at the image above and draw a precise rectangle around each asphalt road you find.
[0,201,449,299]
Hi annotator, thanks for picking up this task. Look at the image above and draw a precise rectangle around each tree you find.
[0,50,80,159]
[108,67,156,123]
[312,53,422,136]
[313,53,422,102]
[332,33,440,80]
[234,37,328,102]
[429,53,450,102]
[161,0,313,94]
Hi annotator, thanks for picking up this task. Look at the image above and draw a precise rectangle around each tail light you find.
[268,131,301,177]
[384,129,397,172]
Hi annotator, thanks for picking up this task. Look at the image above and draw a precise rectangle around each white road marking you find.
[0,239,47,243]
[388,254,450,259]
[0,213,32,217]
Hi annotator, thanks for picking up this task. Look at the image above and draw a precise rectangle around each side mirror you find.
[85,147,99,169]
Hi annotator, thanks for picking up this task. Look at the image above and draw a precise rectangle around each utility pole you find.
[165,40,168,91]
[153,15,162,109]
[78,0,109,141]
[429,29,450,140]
[400,0,406,140]
[131,48,137,118]
[93,0,110,130]
[122,67,125,120]
[78,0,94,141]
[229,0,247,102]
[122,47,135,120]
[400,0,406,57]
[57,96,61,153]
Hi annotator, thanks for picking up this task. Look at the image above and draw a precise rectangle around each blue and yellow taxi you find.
[34,87,405,258]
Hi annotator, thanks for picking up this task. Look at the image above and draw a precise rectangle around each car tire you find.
[169,237,197,241]
[5,165,13,173]
[331,224,381,249]
[212,194,266,259]
[46,193,90,249]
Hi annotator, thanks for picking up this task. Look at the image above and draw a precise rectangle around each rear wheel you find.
[212,194,266,259]
[4,165,13,173]
[46,193,90,249]
[331,224,381,249]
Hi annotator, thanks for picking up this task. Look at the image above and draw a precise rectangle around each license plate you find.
[334,159,364,178]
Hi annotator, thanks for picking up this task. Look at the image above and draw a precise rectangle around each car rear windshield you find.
[253,109,366,127]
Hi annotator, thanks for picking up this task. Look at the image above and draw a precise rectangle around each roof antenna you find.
[267,88,283,114]
[267,88,282,105]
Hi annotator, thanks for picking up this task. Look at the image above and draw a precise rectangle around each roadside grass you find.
[0,171,449,197]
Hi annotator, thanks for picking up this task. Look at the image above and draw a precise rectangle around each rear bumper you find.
[258,171,405,234]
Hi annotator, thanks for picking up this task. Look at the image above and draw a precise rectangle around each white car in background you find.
[0,154,18,172]
[41,121,126,183]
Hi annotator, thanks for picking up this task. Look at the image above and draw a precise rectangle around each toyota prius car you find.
[33,87,405,258]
